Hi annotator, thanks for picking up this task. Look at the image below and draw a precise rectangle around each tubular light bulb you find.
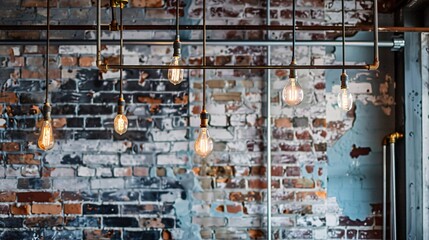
[337,88,353,111]
[194,127,213,158]
[114,113,128,135]
[38,120,54,150]
[282,77,304,106]
[168,56,184,85]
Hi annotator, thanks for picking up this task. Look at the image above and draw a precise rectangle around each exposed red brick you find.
[17,192,60,202]
[24,217,64,227]
[0,192,16,202]
[248,229,264,239]
[32,204,62,215]
[79,56,95,67]
[0,204,9,214]
[249,166,265,176]
[64,203,82,215]
[7,154,40,165]
[133,167,149,177]
[226,204,242,214]
[285,166,300,177]
[60,56,78,67]
[271,166,283,176]
[274,118,293,128]
[162,230,172,240]
[283,178,315,189]
[59,0,91,7]
[305,165,314,174]
[229,192,262,202]
[10,204,31,215]
[215,205,224,212]
[248,179,267,189]
[114,167,132,177]
[0,92,18,104]
[0,143,20,152]
[212,92,242,102]
[295,130,312,140]
[296,191,326,202]
[130,0,164,7]
[21,0,57,7]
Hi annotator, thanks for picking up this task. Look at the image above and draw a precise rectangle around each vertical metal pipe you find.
[390,142,397,240]
[382,143,387,240]
[265,0,272,239]
[96,0,101,66]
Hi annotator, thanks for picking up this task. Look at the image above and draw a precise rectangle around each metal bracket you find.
[391,37,405,51]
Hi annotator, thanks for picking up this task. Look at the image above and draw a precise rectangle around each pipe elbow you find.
[368,59,380,70]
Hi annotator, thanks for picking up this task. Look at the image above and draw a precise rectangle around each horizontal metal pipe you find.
[0,39,395,47]
[103,64,370,70]
[1,25,429,32]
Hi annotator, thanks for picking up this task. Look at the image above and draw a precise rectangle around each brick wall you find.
[0,0,393,239]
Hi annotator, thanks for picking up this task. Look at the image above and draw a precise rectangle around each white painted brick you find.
[228,218,261,227]
[91,178,125,189]
[44,153,63,165]
[230,153,251,165]
[141,143,170,153]
[97,140,129,152]
[210,115,228,127]
[83,154,119,165]
[78,167,95,177]
[206,104,226,115]
[0,179,17,190]
[96,168,112,177]
[326,214,338,226]
[314,228,328,240]
[50,168,75,177]
[170,142,188,152]
[20,165,39,178]
[268,216,295,227]
[150,129,187,141]
[157,153,188,165]
[120,154,152,166]
[53,178,89,191]
[6,166,21,178]
[59,45,96,54]
[210,128,234,140]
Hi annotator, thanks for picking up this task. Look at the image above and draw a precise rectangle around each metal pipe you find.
[390,141,396,240]
[1,25,429,32]
[382,143,387,240]
[101,64,371,70]
[368,0,379,70]
[266,0,272,239]
[0,40,396,47]
[96,0,102,68]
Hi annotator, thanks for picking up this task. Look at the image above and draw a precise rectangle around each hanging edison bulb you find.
[38,103,54,151]
[114,98,128,135]
[168,56,184,85]
[282,73,304,106]
[195,127,213,158]
[168,37,184,85]
[194,110,213,158]
[337,88,353,111]
[337,73,353,111]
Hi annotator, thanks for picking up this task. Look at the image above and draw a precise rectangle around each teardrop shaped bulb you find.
[168,56,184,85]
[337,88,353,111]
[282,77,304,106]
[114,113,128,135]
[38,120,54,150]
[194,127,213,158]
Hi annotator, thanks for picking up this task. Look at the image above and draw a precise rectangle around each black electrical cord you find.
[342,0,346,74]
[202,0,206,111]
[45,0,50,103]
[176,0,179,37]
[119,6,123,97]
[291,0,296,62]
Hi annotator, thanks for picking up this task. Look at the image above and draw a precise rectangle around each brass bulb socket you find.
[340,72,348,89]
[117,98,125,114]
[109,19,120,31]
[289,60,297,79]
[43,103,52,121]
[200,110,209,128]
[173,38,181,57]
